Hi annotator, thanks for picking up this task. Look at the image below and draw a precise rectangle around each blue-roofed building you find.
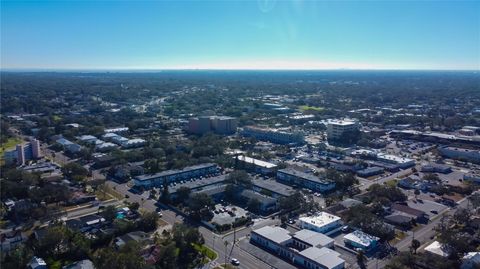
[133,163,218,188]
[277,168,335,193]
[56,138,82,153]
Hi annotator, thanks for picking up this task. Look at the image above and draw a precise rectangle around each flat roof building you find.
[234,155,277,175]
[133,163,218,188]
[299,212,342,234]
[376,153,415,168]
[344,230,379,251]
[242,126,304,145]
[277,168,335,193]
[296,247,345,269]
[327,119,359,140]
[250,226,345,269]
[292,229,335,249]
[439,146,480,163]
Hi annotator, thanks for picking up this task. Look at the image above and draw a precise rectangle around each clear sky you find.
[1,0,479,70]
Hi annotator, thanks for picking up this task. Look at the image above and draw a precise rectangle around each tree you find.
[150,188,157,198]
[100,205,117,222]
[62,162,89,181]
[422,173,441,183]
[137,211,159,232]
[128,202,140,212]
[247,198,261,214]
[414,189,420,199]
[188,193,214,220]
[410,239,420,254]
[226,170,252,188]
[356,249,367,269]
[160,178,170,204]
[2,245,33,269]
[93,242,145,269]
[175,186,191,204]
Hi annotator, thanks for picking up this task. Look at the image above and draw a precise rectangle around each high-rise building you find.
[188,116,237,135]
[16,144,25,165]
[326,119,359,140]
[31,139,42,159]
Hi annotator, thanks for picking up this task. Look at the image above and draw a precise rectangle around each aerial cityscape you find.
[1,1,480,269]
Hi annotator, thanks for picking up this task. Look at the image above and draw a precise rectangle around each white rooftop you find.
[299,247,345,269]
[344,230,379,248]
[327,118,357,126]
[299,212,341,228]
[424,241,449,257]
[235,155,277,169]
[293,229,334,247]
[377,153,414,164]
[252,226,291,245]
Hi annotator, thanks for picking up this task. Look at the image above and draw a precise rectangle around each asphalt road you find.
[107,180,284,269]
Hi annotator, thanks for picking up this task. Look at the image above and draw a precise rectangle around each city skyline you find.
[1,0,479,70]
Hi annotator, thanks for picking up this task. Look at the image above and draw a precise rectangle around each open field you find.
[299,105,324,112]
[0,137,22,155]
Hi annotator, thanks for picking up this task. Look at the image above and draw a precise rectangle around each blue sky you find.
[1,0,479,70]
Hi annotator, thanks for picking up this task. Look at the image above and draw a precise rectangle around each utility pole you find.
[224,241,229,266]
[211,235,216,269]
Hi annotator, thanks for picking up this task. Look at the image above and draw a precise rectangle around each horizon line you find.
[1,67,479,72]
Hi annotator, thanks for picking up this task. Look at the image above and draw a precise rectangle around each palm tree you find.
[224,241,229,266]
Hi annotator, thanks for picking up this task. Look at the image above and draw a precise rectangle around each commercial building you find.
[277,168,336,193]
[376,153,415,168]
[251,226,293,255]
[327,119,359,140]
[390,130,480,147]
[188,116,237,135]
[343,230,379,251]
[292,229,335,249]
[133,163,218,188]
[439,147,480,163]
[299,212,342,234]
[250,226,345,269]
[357,167,384,177]
[242,126,304,145]
[252,179,295,198]
[421,163,452,174]
[239,189,277,213]
[464,173,480,184]
[296,247,345,269]
[234,155,277,175]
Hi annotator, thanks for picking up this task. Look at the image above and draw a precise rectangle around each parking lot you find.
[238,238,297,269]
[211,204,248,226]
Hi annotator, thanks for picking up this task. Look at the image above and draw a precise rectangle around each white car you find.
[231,258,240,266]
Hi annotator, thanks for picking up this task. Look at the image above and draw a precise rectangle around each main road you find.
[106,180,280,269]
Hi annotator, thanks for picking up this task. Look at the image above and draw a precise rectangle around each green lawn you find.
[193,243,218,260]
[0,137,22,155]
[299,105,324,112]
